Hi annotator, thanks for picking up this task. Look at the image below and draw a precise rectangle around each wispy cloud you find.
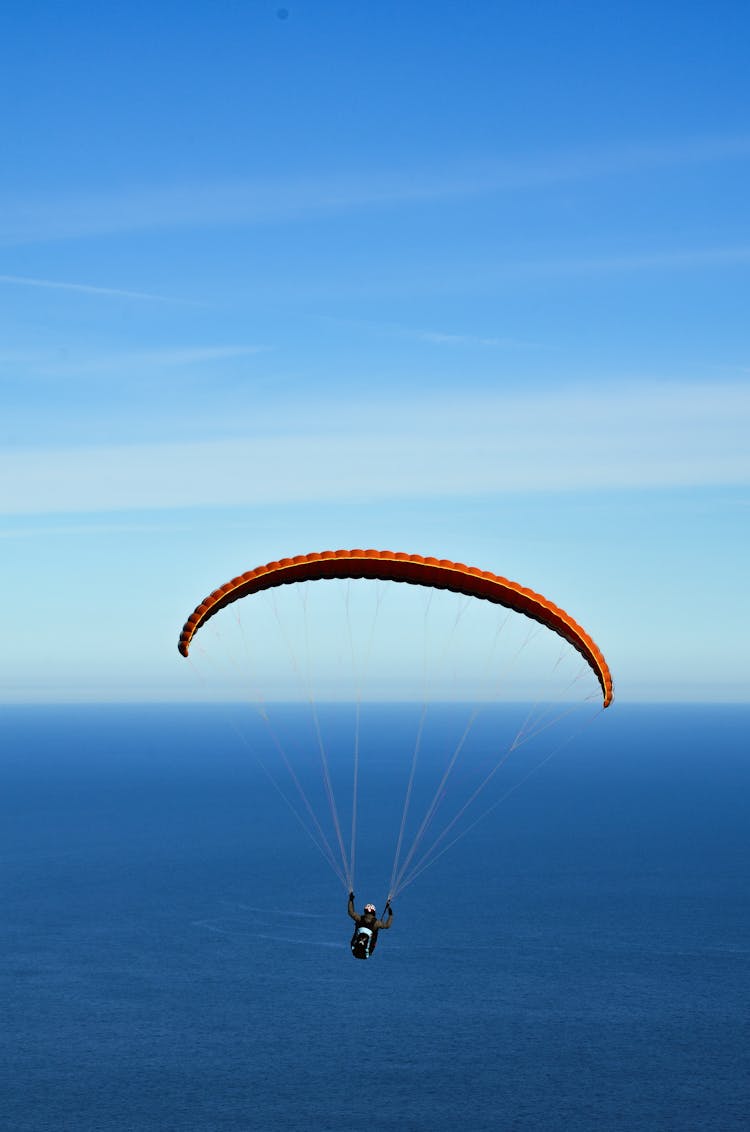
[0,273,176,301]
[346,246,750,299]
[496,246,750,278]
[2,134,749,245]
[1,383,748,515]
[413,330,532,347]
[121,345,267,367]
[0,520,175,539]
[322,314,539,348]
[318,245,750,300]
[0,343,268,381]
[39,344,268,377]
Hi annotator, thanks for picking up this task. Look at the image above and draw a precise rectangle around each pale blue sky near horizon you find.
[1,2,748,703]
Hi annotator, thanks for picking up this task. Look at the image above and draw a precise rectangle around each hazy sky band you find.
[2,382,748,515]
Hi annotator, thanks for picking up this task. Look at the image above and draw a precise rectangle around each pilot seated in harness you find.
[348,892,393,960]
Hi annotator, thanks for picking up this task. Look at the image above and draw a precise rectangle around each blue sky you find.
[1,1,748,702]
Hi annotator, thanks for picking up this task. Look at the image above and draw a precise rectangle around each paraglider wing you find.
[178,550,613,707]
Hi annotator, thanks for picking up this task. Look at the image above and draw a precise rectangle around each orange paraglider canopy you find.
[178,549,613,707]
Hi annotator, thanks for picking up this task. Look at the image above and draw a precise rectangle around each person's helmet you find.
[364,903,376,914]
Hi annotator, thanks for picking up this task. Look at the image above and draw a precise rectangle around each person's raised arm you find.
[347,891,359,921]
[376,902,393,930]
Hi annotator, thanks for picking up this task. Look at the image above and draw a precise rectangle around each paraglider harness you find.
[350,922,375,960]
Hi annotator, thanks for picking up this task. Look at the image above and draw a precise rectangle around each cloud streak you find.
[2,134,750,245]
[0,273,175,302]
[413,330,532,347]
[495,246,750,278]
[335,246,750,300]
[2,383,748,515]
[35,344,268,378]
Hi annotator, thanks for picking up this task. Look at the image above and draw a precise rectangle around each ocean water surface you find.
[1,703,748,1131]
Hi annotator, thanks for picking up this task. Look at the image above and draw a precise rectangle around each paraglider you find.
[178,549,613,950]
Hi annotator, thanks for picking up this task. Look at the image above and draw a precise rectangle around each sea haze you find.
[1,703,748,1131]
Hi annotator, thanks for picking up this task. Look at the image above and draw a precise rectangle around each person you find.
[348,892,393,959]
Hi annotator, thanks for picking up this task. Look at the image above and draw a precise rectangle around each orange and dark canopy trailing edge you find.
[178,549,614,708]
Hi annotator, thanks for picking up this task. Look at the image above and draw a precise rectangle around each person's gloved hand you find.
[349,891,355,901]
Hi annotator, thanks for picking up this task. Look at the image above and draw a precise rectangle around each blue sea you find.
[2,704,748,1131]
